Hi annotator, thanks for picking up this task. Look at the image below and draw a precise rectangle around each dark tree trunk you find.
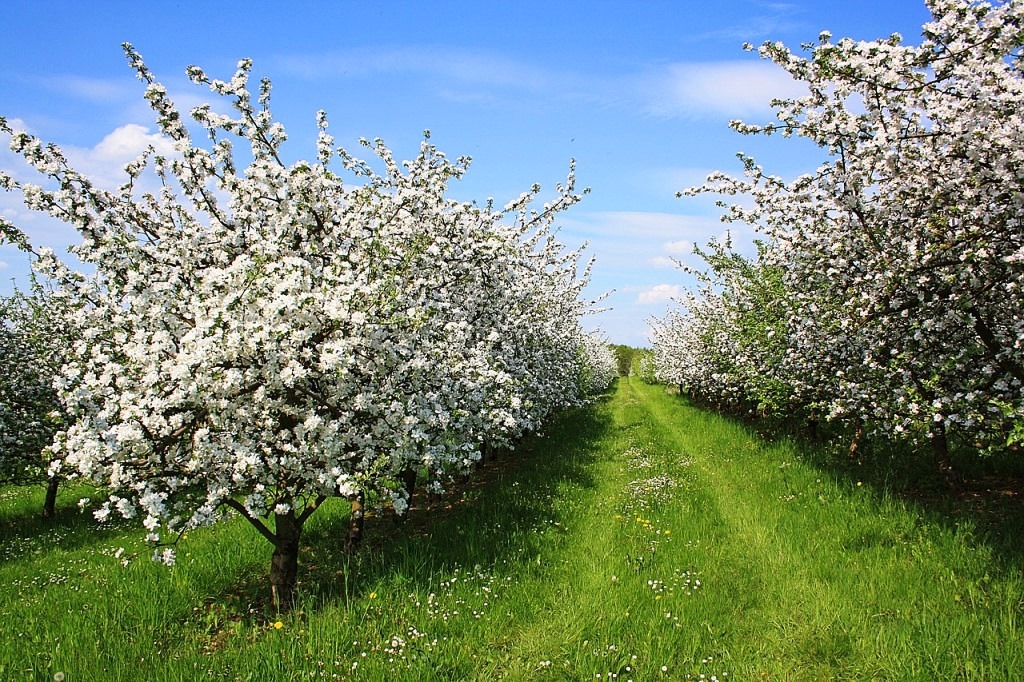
[399,467,417,501]
[803,415,820,441]
[270,511,301,612]
[346,489,365,553]
[42,475,60,519]
[930,420,964,493]
[847,421,865,462]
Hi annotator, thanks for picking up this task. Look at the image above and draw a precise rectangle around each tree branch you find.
[224,498,278,545]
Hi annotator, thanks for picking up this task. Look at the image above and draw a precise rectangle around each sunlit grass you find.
[2,378,1022,679]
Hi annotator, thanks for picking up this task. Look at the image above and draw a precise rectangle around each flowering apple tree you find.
[578,332,618,395]
[652,237,796,417]
[0,277,75,518]
[1,45,599,609]
[662,0,1024,483]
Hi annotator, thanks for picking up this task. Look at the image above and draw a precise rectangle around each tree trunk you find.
[802,414,819,441]
[929,420,964,493]
[42,474,60,519]
[847,421,864,461]
[399,467,417,501]
[346,489,365,554]
[270,511,301,612]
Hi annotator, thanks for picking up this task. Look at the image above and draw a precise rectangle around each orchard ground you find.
[3,378,1023,680]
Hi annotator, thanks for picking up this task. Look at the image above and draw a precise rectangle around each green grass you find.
[2,378,1023,680]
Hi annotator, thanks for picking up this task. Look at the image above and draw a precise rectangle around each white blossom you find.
[658,0,1024,457]
[0,45,604,604]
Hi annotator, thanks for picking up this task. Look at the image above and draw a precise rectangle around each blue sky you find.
[0,0,933,346]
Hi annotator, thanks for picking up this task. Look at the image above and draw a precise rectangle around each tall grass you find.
[2,378,1022,680]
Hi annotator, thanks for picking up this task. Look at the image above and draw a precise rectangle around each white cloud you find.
[0,122,181,260]
[3,117,33,135]
[0,259,8,270]
[664,239,694,255]
[651,240,696,268]
[4,121,177,188]
[42,75,137,103]
[62,124,178,190]
[276,46,555,92]
[637,283,682,304]
[562,211,723,240]
[90,124,177,163]
[643,60,806,119]
[273,47,805,124]
[650,255,678,268]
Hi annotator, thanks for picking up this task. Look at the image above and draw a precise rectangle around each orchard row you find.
[0,45,616,608]
[652,0,1024,485]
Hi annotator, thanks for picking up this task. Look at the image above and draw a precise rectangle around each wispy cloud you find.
[637,283,682,304]
[562,211,724,240]
[5,117,31,133]
[558,210,742,275]
[273,44,804,122]
[41,75,138,103]
[269,45,614,116]
[682,1,807,45]
[0,194,81,255]
[636,165,727,199]
[650,255,678,268]
[664,239,695,254]
[274,46,557,91]
[641,60,805,119]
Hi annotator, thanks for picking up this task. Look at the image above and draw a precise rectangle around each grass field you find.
[2,378,1023,680]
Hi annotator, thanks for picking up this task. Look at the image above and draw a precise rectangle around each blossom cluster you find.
[578,332,619,396]
[0,45,609,561]
[654,0,1024,456]
[0,279,73,485]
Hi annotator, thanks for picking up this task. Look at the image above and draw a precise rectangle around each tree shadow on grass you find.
[2,395,616,669]
[675,390,1024,575]
[797,434,1024,573]
[295,400,615,611]
[0,483,131,563]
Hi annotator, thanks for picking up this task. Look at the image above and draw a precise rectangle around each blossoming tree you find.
[0,277,74,518]
[660,0,1024,484]
[1,45,600,609]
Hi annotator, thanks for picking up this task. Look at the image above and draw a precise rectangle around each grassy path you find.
[621,379,1024,679]
[2,378,1023,680]
[621,378,1024,679]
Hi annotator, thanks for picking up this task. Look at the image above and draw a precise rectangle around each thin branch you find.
[224,498,277,545]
